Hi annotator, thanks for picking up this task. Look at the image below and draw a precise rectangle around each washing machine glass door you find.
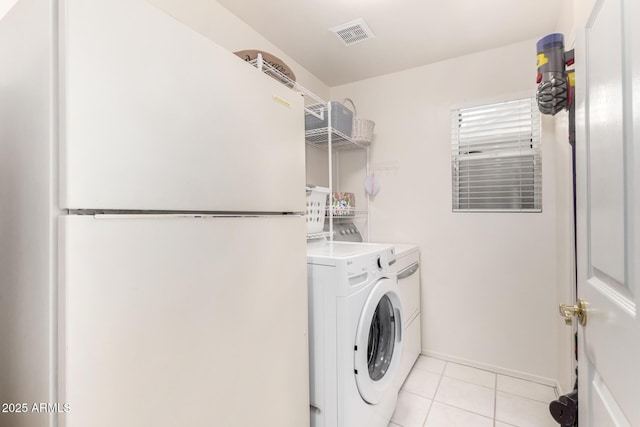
[368,294,396,381]
[354,278,403,404]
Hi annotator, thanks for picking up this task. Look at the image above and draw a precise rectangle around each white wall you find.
[330,39,572,384]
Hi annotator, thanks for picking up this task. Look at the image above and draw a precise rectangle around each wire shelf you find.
[325,208,369,218]
[307,231,333,241]
[305,128,370,150]
[248,57,326,120]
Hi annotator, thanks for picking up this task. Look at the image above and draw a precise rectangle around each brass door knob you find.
[559,299,587,326]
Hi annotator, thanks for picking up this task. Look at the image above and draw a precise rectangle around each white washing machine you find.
[307,241,403,427]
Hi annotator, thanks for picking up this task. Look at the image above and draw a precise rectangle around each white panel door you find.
[575,0,640,424]
[60,0,305,212]
[58,215,309,427]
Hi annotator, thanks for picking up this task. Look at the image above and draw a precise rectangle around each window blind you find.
[451,97,542,212]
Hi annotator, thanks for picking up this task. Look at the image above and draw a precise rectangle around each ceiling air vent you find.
[329,19,376,46]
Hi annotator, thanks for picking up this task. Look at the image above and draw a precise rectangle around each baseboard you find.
[422,349,560,397]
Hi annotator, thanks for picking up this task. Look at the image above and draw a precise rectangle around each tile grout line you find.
[442,375,497,391]
[497,388,557,405]
[436,358,558,389]
[493,373,498,427]
[429,400,495,423]
[497,371,556,387]
[420,361,447,426]
[445,367,555,403]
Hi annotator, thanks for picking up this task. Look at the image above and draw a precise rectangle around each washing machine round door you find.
[354,277,403,404]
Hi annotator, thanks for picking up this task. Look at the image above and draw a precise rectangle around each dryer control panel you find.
[324,222,363,242]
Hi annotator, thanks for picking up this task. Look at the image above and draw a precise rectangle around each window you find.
[451,97,541,212]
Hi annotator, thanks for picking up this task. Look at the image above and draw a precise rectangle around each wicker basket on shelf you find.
[343,98,375,144]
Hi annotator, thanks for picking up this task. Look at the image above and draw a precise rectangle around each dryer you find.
[307,241,403,427]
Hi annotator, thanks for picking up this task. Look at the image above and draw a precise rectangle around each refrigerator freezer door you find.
[60,0,305,212]
[59,215,309,427]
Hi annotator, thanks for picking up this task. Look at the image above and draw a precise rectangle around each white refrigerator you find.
[0,1,309,427]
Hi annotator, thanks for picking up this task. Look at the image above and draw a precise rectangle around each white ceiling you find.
[216,0,560,87]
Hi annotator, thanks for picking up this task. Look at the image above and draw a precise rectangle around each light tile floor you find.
[389,356,559,427]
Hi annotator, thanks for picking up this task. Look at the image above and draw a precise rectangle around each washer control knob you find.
[377,251,396,270]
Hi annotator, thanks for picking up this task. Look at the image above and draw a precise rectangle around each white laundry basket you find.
[306,186,330,235]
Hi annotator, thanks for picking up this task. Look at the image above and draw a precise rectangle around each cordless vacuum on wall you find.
[536,33,579,427]
[536,32,575,143]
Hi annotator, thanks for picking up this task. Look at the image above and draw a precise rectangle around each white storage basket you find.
[306,186,329,234]
[343,98,375,144]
